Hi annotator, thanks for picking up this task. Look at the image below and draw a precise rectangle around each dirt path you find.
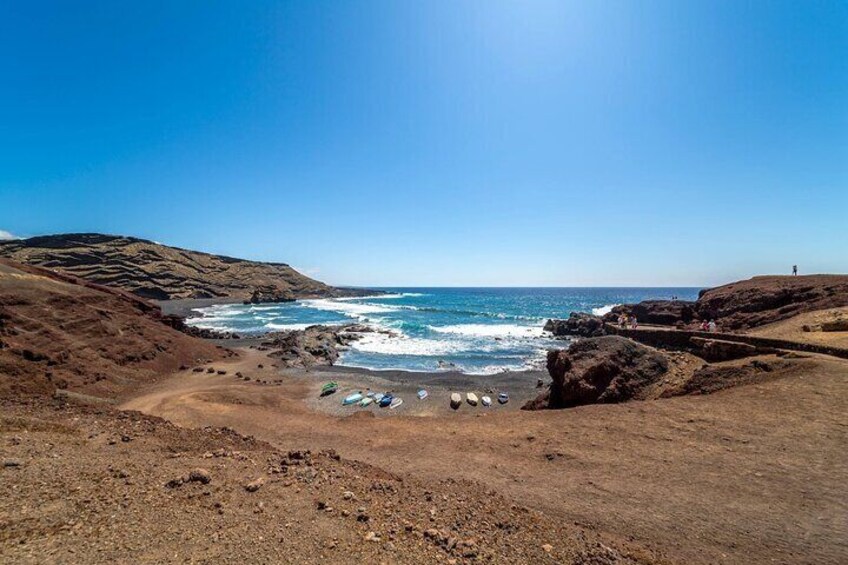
[122,349,848,565]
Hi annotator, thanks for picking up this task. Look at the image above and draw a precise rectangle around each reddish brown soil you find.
[0,259,228,398]
[122,348,848,565]
[2,264,847,564]
[748,307,848,349]
[0,399,657,564]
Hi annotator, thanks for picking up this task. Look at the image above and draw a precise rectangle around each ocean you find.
[187,287,701,374]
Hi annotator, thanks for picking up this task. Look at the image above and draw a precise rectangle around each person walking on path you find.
[793,265,798,276]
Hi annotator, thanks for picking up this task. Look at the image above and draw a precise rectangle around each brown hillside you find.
[696,274,848,330]
[0,233,339,300]
[0,259,227,399]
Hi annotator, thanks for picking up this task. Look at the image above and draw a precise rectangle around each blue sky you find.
[1,1,846,286]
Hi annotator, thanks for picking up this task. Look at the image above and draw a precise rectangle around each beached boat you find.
[366,391,376,398]
[498,392,509,404]
[320,382,338,396]
[417,389,428,400]
[373,393,385,403]
[450,393,462,409]
[389,397,403,409]
[481,395,492,407]
[359,396,374,407]
[343,392,363,405]
[379,394,393,408]
[466,392,478,406]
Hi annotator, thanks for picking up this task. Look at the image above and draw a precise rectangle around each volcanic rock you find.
[695,275,848,331]
[524,336,669,410]
[544,313,606,337]
[604,300,697,326]
[247,286,296,304]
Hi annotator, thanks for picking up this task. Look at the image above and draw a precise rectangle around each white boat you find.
[343,393,363,406]
[389,397,403,409]
[417,389,428,400]
[450,393,462,409]
[359,397,374,407]
[481,395,492,407]
[373,393,385,402]
[466,392,478,406]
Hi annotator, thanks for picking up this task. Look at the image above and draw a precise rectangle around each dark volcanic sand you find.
[299,364,546,417]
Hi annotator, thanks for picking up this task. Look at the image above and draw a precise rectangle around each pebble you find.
[364,531,381,543]
[3,459,22,468]
[245,478,264,492]
[542,544,553,553]
[188,468,212,484]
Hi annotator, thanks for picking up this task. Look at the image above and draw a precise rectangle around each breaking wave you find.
[591,304,619,316]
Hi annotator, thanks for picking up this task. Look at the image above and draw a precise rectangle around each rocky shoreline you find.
[250,324,396,368]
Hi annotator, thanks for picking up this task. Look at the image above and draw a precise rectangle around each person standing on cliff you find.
[793,265,798,276]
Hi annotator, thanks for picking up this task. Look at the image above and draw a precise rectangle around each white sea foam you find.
[248,304,286,312]
[427,323,546,338]
[330,294,402,301]
[330,292,426,301]
[264,322,320,331]
[591,304,619,316]
[191,305,243,318]
[349,332,462,356]
[301,298,399,317]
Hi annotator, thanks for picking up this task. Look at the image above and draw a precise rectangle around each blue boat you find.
[379,393,393,407]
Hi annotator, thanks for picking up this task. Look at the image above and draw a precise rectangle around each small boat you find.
[389,397,403,409]
[320,382,338,396]
[359,397,374,407]
[366,391,376,398]
[498,392,509,404]
[379,394,393,408]
[343,392,363,405]
[450,393,462,409]
[466,392,478,406]
[481,395,492,407]
[417,389,428,400]
[373,393,385,403]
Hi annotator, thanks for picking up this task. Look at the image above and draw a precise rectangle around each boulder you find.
[544,313,606,337]
[262,325,342,367]
[248,286,296,304]
[523,336,669,410]
[822,318,848,332]
[604,300,697,326]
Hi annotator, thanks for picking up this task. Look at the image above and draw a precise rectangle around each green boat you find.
[320,381,338,396]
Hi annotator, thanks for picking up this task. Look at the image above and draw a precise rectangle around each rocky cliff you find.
[0,233,354,301]
[695,275,848,330]
[599,275,848,331]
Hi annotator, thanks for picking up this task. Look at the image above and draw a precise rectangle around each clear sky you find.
[1,1,846,287]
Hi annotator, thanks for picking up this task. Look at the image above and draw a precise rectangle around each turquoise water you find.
[187,287,700,374]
